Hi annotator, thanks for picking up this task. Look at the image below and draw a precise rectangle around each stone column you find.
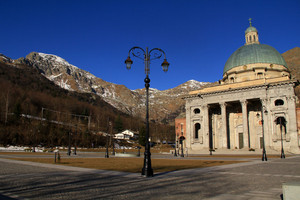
[286,96,299,151]
[201,104,209,149]
[241,100,249,149]
[220,102,228,149]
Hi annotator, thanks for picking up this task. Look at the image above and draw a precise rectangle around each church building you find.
[184,21,299,154]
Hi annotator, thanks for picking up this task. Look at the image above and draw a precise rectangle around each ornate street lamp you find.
[257,106,267,161]
[125,47,169,177]
[279,117,285,159]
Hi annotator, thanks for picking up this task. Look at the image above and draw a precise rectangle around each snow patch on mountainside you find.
[48,73,63,80]
[59,79,72,90]
[181,79,209,89]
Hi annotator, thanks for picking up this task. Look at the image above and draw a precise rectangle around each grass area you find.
[189,154,286,158]
[8,157,243,173]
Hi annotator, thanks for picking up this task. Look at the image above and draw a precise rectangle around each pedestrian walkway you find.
[0,153,299,199]
[205,188,282,200]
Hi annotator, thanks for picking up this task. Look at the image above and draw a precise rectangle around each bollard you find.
[137,146,141,157]
[57,152,61,162]
[54,151,61,163]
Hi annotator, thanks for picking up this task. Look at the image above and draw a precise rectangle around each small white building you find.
[114,130,136,140]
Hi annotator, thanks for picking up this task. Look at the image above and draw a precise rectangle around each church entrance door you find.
[239,133,244,149]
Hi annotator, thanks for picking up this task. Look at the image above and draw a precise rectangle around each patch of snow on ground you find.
[0,146,44,152]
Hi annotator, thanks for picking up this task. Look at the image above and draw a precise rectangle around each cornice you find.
[186,79,297,98]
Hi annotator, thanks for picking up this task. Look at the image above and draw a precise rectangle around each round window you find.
[194,108,200,114]
[275,99,284,106]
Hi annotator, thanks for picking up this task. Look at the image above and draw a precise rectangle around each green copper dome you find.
[223,44,288,75]
[245,26,257,34]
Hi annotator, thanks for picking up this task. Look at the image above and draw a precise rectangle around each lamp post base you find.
[141,150,153,177]
[142,167,153,177]
[262,149,267,161]
[281,148,285,159]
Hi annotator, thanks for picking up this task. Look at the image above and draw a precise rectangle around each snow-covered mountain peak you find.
[0,53,13,63]
[37,53,78,70]
[182,79,209,89]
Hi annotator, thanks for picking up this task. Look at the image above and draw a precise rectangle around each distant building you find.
[175,113,186,150]
[184,20,299,154]
[114,130,136,140]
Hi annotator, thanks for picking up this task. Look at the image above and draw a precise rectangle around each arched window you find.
[253,35,256,42]
[275,99,284,106]
[249,35,252,42]
[276,117,286,125]
[194,108,200,114]
[195,123,201,139]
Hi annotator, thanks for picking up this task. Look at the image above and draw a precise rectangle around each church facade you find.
[184,21,299,154]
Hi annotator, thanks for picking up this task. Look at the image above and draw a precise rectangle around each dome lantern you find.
[245,18,259,45]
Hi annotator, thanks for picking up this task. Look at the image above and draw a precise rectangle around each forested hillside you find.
[0,62,173,147]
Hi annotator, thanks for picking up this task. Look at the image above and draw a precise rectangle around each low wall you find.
[282,182,300,200]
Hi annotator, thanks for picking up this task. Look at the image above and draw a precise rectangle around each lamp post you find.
[125,47,169,177]
[180,136,184,157]
[175,140,179,157]
[280,117,285,159]
[105,119,110,158]
[174,136,178,157]
[105,132,109,158]
[258,106,267,161]
[68,131,71,156]
[109,121,115,156]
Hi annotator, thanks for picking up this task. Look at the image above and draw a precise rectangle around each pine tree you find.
[114,115,123,133]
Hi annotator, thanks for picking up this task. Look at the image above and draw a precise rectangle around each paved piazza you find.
[0,153,300,200]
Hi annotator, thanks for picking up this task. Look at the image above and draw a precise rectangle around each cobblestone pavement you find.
[0,153,299,200]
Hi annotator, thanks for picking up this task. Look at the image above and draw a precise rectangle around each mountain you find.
[0,60,162,147]
[1,47,298,125]
[0,60,127,129]
[11,52,208,123]
[282,47,300,104]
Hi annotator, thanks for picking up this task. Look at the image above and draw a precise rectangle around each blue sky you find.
[1,0,300,90]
